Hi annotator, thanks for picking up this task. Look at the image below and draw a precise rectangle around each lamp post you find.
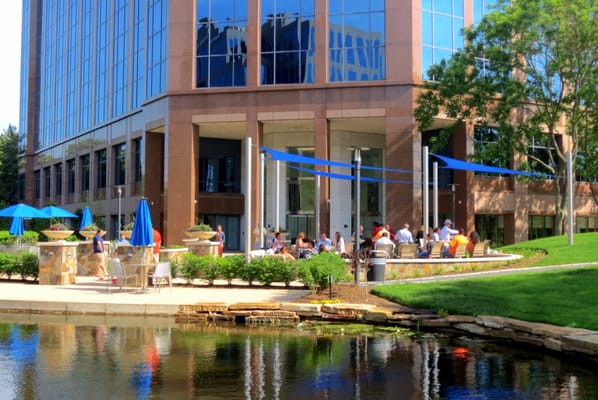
[116,186,123,239]
[352,147,369,286]
[449,183,457,227]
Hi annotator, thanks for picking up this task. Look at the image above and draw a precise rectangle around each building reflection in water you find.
[0,315,596,399]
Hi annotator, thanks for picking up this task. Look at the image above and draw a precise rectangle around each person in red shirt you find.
[152,228,161,263]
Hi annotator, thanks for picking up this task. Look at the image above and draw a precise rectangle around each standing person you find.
[334,231,347,257]
[152,228,162,263]
[439,219,459,241]
[93,229,107,279]
[215,224,225,257]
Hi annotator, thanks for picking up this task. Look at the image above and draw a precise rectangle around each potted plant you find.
[79,223,100,239]
[120,222,135,239]
[186,222,216,241]
[42,222,75,240]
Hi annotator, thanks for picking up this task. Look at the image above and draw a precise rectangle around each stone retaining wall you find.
[176,302,598,360]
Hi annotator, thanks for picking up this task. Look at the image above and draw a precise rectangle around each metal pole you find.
[275,160,280,233]
[567,152,574,245]
[354,147,362,286]
[260,152,265,249]
[244,137,252,259]
[423,146,429,233]
[433,162,438,229]
[315,175,320,238]
[117,186,122,239]
[451,184,456,227]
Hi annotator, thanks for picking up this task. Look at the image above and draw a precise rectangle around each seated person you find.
[374,232,395,253]
[272,231,285,253]
[318,243,328,254]
[280,244,296,261]
[315,232,332,251]
[295,232,309,257]
[443,228,468,258]
[265,243,278,255]
[467,231,481,257]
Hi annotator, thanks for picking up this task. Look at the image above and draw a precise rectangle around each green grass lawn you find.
[371,232,598,330]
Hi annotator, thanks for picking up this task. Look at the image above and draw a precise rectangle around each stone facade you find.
[38,242,78,285]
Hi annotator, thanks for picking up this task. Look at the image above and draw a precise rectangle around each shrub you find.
[180,253,201,282]
[17,253,39,281]
[219,255,244,285]
[271,258,298,286]
[297,252,346,291]
[0,253,17,279]
[196,255,219,285]
[240,257,265,286]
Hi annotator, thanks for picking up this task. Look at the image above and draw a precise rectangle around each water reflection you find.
[0,314,596,399]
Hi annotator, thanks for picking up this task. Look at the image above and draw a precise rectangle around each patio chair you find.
[429,242,445,258]
[453,243,468,258]
[375,243,395,258]
[398,243,418,259]
[472,241,489,257]
[106,258,138,293]
[148,261,172,293]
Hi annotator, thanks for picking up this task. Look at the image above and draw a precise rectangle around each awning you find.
[432,154,553,178]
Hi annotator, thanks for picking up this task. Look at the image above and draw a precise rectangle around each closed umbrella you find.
[79,207,93,230]
[0,203,51,219]
[9,217,24,236]
[39,205,77,218]
[130,198,154,246]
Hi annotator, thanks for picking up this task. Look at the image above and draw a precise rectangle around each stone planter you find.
[121,230,133,239]
[79,230,96,239]
[185,231,216,241]
[42,230,75,241]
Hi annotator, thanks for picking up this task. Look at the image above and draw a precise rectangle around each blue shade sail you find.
[9,217,24,236]
[130,198,154,246]
[0,204,51,219]
[39,205,77,218]
[79,207,93,230]
[432,154,553,178]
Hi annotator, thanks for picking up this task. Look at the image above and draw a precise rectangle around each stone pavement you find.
[0,276,311,316]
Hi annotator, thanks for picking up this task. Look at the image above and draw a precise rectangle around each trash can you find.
[367,250,386,282]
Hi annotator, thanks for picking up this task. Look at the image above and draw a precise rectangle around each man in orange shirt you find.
[443,228,468,258]
[152,228,161,263]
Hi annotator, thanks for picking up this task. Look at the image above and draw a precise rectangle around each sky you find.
[0,1,22,132]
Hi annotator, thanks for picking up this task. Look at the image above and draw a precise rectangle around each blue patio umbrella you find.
[130,198,154,246]
[9,217,24,236]
[79,207,93,230]
[39,205,77,218]
[0,203,50,219]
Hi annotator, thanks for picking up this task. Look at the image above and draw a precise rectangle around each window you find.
[473,0,497,25]
[474,214,504,246]
[67,159,76,193]
[473,126,510,176]
[528,215,554,240]
[576,216,598,233]
[287,147,315,213]
[199,138,241,193]
[114,143,126,186]
[55,163,63,197]
[134,138,143,183]
[96,149,107,189]
[261,0,315,84]
[329,0,385,82]
[34,170,41,199]
[196,0,248,87]
[44,167,51,199]
[527,135,556,176]
[147,0,167,97]
[421,0,465,80]
[423,129,454,188]
[80,154,90,192]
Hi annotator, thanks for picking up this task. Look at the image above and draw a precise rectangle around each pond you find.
[0,313,596,399]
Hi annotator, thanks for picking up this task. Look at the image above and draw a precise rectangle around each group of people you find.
[359,219,481,259]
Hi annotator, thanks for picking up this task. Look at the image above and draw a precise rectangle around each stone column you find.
[38,242,78,285]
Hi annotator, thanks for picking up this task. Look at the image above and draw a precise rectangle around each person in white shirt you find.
[315,232,332,251]
[374,232,395,251]
[395,223,413,244]
[439,219,459,241]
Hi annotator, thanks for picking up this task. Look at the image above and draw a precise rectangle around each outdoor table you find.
[126,263,155,291]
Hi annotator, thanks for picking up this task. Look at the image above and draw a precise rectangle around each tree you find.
[0,124,20,205]
[415,0,598,235]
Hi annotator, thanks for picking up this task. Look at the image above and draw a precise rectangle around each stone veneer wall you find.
[176,302,598,360]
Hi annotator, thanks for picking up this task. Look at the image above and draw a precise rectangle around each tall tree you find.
[415,0,598,235]
[0,124,20,206]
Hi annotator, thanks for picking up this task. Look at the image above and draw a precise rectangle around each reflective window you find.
[95,0,109,124]
[473,0,497,25]
[147,0,167,97]
[19,0,31,153]
[44,167,51,199]
[261,0,314,84]
[80,155,90,192]
[34,170,41,199]
[421,0,464,80]
[55,163,63,197]
[328,0,385,82]
[132,0,145,108]
[114,143,126,186]
[196,0,247,87]
[473,126,509,176]
[80,0,93,132]
[528,215,554,240]
[198,138,241,193]
[96,149,107,189]
[134,138,143,183]
[67,159,76,194]
[66,1,79,138]
[112,0,129,118]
